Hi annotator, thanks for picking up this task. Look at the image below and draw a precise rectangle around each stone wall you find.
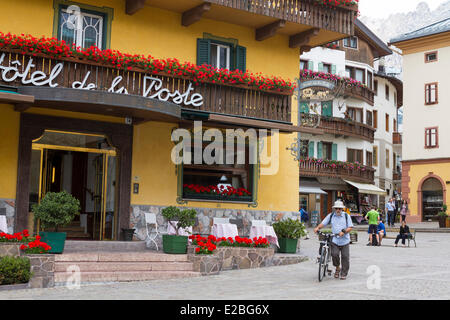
[131,204,300,250]
[0,199,15,234]
[0,243,55,288]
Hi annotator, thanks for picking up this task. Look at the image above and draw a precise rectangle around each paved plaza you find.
[1,230,449,300]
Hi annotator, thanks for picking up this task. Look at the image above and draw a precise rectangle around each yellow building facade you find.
[0,0,357,240]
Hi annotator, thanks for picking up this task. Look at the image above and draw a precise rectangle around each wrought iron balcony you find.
[299,159,375,184]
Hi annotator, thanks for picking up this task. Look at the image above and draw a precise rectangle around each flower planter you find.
[162,234,188,254]
[438,216,447,228]
[121,228,135,241]
[277,238,298,254]
[183,193,252,203]
[446,218,450,228]
[39,232,66,254]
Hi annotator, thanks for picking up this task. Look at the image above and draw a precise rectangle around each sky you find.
[359,0,448,19]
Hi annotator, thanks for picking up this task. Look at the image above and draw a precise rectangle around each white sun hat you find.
[332,200,346,209]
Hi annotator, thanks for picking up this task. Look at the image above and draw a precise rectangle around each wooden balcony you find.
[0,49,291,123]
[300,113,376,142]
[393,172,401,181]
[393,132,402,145]
[345,85,375,106]
[132,0,358,47]
[300,160,375,184]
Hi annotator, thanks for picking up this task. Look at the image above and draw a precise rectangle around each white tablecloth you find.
[167,221,192,236]
[0,216,7,233]
[211,223,238,239]
[250,225,279,247]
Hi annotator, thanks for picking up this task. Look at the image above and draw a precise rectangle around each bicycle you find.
[316,232,340,282]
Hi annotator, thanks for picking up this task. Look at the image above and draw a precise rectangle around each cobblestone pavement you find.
[1,230,449,300]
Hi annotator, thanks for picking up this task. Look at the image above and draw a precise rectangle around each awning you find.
[300,179,327,195]
[344,180,386,196]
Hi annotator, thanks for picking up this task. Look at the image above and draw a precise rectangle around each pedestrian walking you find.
[314,200,354,280]
[385,198,396,227]
[400,200,409,222]
[395,220,411,247]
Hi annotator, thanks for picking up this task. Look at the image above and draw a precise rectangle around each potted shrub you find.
[32,191,80,254]
[161,206,197,254]
[438,205,448,228]
[272,218,306,253]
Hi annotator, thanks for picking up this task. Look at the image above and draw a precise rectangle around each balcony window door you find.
[211,43,231,70]
[197,37,246,72]
[347,148,363,164]
[347,107,363,123]
[321,101,333,117]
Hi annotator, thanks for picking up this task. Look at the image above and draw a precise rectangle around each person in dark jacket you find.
[395,220,410,247]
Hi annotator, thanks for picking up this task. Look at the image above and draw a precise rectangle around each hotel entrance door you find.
[29,130,118,240]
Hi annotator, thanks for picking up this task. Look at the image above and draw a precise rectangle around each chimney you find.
[378,58,386,74]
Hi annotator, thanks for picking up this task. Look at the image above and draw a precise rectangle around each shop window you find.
[53,1,113,49]
[425,83,438,105]
[197,36,246,72]
[422,177,443,221]
[181,138,256,203]
[425,127,439,148]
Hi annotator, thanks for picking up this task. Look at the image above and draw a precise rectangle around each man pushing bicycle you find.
[314,200,354,280]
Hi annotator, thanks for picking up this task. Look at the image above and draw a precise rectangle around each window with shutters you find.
[322,63,332,74]
[54,1,113,50]
[425,83,438,105]
[425,127,439,148]
[197,36,246,72]
[366,151,373,167]
[321,101,333,117]
[373,146,378,166]
[347,148,363,163]
[322,142,333,160]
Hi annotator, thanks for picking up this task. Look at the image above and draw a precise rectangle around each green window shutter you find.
[309,141,315,158]
[235,45,247,72]
[317,142,323,159]
[331,64,337,75]
[308,61,314,71]
[321,101,333,117]
[197,38,211,66]
[300,102,310,114]
[332,144,338,161]
[318,63,324,73]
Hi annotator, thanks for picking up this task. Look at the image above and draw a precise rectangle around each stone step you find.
[55,252,190,263]
[55,261,195,272]
[54,270,201,283]
[63,240,147,252]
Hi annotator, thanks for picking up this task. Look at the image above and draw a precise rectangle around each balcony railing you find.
[393,132,402,145]
[300,113,376,142]
[345,85,375,106]
[0,49,292,123]
[393,172,401,181]
[299,160,375,184]
[205,0,358,35]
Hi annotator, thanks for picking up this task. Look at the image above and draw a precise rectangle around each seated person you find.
[366,219,386,246]
[395,221,410,247]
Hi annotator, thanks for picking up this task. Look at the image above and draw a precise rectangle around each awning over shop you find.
[344,180,386,196]
[300,179,327,195]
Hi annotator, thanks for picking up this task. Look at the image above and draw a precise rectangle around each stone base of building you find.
[131,204,299,250]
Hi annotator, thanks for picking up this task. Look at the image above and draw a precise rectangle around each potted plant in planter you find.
[272,218,306,254]
[161,206,197,254]
[32,191,80,254]
[438,205,448,228]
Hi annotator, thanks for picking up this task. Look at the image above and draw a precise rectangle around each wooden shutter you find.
[300,102,310,113]
[317,142,323,159]
[331,64,337,75]
[332,144,338,161]
[197,39,211,66]
[309,141,315,158]
[321,101,333,117]
[235,45,246,72]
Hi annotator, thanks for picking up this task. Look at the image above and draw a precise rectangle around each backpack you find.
[329,212,349,228]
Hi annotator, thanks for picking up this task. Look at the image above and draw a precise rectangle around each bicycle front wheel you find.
[318,247,327,282]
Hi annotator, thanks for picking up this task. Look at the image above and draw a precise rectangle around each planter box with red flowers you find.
[183,184,253,203]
